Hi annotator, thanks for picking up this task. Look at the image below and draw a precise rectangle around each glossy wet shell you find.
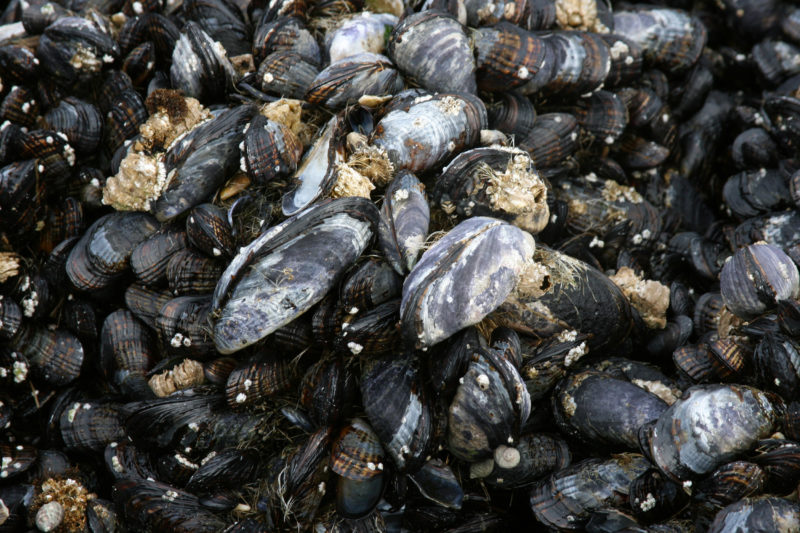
[530,454,651,530]
[400,217,535,349]
[370,92,487,174]
[646,384,779,481]
[387,10,476,95]
[213,198,378,354]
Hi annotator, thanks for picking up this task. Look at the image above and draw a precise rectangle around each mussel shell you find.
[378,170,430,275]
[472,23,552,94]
[213,197,379,354]
[170,21,235,102]
[645,384,779,482]
[99,309,157,398]
[13,326,84,386]
[435,146,549,234]
[340,258,403,312]
[130,226,189,287]
[370,92,487,174]
[66,211,159,291]
[157,295,216,356]
[241,114,303,186]
[257,50,319,98]
[281,115,346,216]
[720,242,800,320]
[225,352,296,409]
[153,104,256,222]
[43,97,103,154]
[252,16,321,66]
[499,245,634,351]
[59,401,125,452]
[707,496,800,533]
[186,203,235,258]
[338,301,401,356]
[401,217,535,349]
[553,370,668,450]
[36,17,119,86]
[612,8,706,74]
[387,10,476,95]
[530,454,651,530]
[331,418,385,481]
[306,53,404,109]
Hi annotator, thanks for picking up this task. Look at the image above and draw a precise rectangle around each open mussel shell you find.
[170,21,235,102]
[281,115,346,216]
[720,242,800,320]
[241,114,303,186]
[530,454,652,530]
[370,92,487,174]
[212,197,379,354]
[378,170,429,275]
[643,384,779,482]
[553,370,668,450]
[306,53,404,109]
[387,10,476,95]
[66,211,159,291]
[331,418,385,518]
[360,352,434,471]
[401,217,535,350]
[435,146,549,234]
[153,104,256,222]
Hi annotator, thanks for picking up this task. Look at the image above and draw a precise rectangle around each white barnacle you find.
[235,392,247,403]
[475,373,490,390]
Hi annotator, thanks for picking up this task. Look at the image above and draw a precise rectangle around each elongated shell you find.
[387,11,476,95]
[281,115,347,216]
[361,353,433,471]
[401,217,535,349]
[553,370,668,450]
[370,92,487,174]
[306,53,403,109]
[530,454,651,530]
[152,104,256,221]
[378,171,430,275]
[212,197,379,353]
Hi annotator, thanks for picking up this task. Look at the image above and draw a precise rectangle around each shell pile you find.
[2,0,800,531]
